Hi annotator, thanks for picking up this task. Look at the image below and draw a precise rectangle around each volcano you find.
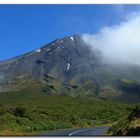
[1,34,140,102]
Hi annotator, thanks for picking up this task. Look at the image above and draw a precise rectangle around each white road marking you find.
[69,129,90,136]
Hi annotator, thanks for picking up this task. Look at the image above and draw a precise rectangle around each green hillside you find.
[108,104,140,136]
[0,86,133,135]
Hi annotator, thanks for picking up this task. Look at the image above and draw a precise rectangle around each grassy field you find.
[0,87,134,136]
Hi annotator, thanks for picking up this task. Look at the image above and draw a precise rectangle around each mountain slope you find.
[1,34,140,102]
[0,35,99,90]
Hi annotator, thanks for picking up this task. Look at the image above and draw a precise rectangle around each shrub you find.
[8,105,26,117]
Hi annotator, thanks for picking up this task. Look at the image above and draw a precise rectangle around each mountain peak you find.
[0,34,98,92]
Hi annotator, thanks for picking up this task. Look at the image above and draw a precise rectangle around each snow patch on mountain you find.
[66,63,71,71]
[70,37,74,41]
[47,48,50,52]
[35,48,41,53]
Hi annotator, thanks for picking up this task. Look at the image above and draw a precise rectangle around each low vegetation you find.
[108,104,140,136]
[0,87,133,135]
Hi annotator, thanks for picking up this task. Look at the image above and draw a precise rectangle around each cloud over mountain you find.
[82,12,140,65]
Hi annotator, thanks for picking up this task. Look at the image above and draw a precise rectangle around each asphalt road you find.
[37,126,110,136]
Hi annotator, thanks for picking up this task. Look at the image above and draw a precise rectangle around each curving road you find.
[38,126,110,136]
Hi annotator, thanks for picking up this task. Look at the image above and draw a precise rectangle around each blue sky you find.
[0,4,139,61]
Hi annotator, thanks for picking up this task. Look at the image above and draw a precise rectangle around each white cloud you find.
[82,12,140,65]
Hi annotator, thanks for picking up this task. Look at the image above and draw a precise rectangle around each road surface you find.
[37,126,110,136]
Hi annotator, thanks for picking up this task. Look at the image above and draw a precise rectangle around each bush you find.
[8,105,26,117]
[16,117,31,126]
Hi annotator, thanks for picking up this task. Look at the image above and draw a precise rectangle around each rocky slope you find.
[1,34,140,102]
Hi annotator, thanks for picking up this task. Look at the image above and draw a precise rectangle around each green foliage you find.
[108,105,140,136]
[0,89,133,135]
[83,80,94,90]
[69,89,76,97]
[99,86,122,99]
[10,105,26,117]
[119,78,140,91]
